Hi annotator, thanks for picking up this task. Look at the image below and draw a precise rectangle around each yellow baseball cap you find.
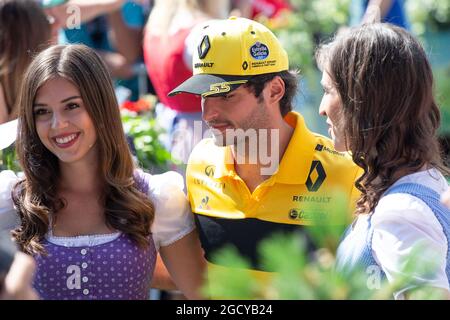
[168,16,289,98]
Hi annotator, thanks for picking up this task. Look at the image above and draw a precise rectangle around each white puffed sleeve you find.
[148,171,195,250]
[0,170,20,230]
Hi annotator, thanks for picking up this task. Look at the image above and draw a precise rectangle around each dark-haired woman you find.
[316,23,449,299]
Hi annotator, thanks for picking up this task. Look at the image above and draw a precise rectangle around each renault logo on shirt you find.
[306,160,326,192]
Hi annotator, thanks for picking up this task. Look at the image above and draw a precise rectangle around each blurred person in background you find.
[143,0,230,171]
[0,0,53,124]
[349,0,410,29]
[44,0,154,101]
[0,230,38,300]
[230,0,292,20]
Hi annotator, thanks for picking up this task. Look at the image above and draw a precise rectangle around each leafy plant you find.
[262,1,450,138]
[204,233,389,300]
[435,66,450,134]
[0,145,20,172]
[266,0,351,73]
[406,0,450,34]
[121,112,174,173]
[203,192,447,300]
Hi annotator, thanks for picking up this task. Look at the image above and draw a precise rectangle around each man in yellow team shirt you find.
[169,17,360,286]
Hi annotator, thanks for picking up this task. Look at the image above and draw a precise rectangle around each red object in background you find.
[143,28,201,113]
[251,0,292,19]
[121,99,152,113]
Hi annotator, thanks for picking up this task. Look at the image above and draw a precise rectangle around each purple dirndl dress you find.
[33,171,156,300]
[33,233,156,300]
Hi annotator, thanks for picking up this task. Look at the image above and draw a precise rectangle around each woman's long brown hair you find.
[317,23,449,215]
[12,44,154,254]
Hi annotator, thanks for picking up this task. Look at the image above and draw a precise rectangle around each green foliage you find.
[435,66,450,134]
[205,247,263,299]
[406,0,450,35]
[306,189,351,253]
[121,112,174,172]
[266,1,450,136]
[270,0,450,72]
[269,0,351,73]
[203,192,446,300]
[0,145,20,172]
[204,232,389,300]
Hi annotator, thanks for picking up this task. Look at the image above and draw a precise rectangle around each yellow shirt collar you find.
[213,145,234,179]
[274,111,316,184]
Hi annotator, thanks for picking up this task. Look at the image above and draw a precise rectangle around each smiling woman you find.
[0,44,206,300]
[33,78,97,164]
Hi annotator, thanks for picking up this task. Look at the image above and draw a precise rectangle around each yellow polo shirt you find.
[186,111,361,276]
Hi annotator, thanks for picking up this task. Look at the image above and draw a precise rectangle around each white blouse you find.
[350,168,449,299]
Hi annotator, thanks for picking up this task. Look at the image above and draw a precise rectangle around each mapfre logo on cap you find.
[250,42,269,60]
